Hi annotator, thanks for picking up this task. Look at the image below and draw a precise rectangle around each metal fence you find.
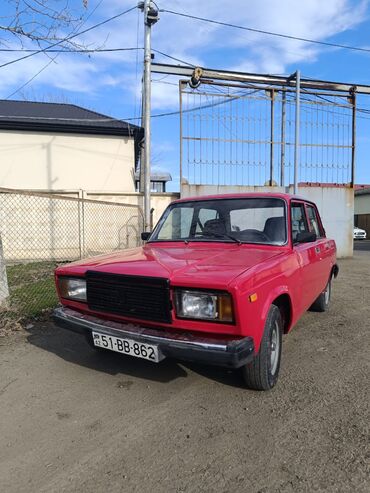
[180,79,355,187]
[0,189,144,321]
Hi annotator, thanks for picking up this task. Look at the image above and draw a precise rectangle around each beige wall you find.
[0,189,179,263]
[0,130,136,192]
[85,192,180,227]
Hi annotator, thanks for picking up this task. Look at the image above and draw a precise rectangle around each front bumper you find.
[53,307,255,369]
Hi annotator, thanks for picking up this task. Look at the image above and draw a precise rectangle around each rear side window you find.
[291,203,308,242]
[306,204,323,238]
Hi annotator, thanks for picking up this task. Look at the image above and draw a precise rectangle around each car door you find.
[291,201,321,311]
[305,203,332,294]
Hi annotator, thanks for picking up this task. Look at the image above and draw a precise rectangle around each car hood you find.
[61,242,285,288]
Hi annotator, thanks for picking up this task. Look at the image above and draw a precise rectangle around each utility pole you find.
[139,0,158,231]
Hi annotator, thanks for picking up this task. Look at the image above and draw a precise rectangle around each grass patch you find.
[3,261,68,320]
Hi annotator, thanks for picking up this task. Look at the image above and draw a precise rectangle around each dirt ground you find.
[0,252,369,493]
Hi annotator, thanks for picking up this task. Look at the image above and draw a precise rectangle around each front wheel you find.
[241,304,283,391]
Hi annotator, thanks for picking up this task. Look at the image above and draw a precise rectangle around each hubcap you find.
[324,282,330,305]
[270,321,280,375]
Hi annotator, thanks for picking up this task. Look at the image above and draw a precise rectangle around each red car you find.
[53,193,338,390]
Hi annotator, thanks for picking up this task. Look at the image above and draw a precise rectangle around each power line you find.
[0,5,138,70]
[0,47,142,53]
[151,49,195,67]
[160,8,370,55]
[5,58,56,99]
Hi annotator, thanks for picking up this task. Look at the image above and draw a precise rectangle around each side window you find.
[306,205,322,238]
[291,203,308,242]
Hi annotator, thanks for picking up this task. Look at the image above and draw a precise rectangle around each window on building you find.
[135,181,166,193]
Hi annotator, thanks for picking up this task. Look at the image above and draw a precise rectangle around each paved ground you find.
[354,239,370,251]
[0,252,369,493]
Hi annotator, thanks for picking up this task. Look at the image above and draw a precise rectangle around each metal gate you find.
[179,79,355,187]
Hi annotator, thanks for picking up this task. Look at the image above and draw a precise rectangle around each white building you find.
[0,100,143,193]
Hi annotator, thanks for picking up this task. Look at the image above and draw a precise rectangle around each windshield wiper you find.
[195,231,242,244]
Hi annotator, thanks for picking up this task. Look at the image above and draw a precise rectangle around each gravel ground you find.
[0,252,369,493]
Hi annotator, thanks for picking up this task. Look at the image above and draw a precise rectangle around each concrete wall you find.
[0,131,136,192]
[354,193,370,215]
[181,183,354,258]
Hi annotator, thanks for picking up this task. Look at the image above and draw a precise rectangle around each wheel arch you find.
[259,286,293,336]
[272,293,293,334]
[331,264,339,279]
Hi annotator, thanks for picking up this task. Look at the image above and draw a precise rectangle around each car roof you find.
[172,192,308,204]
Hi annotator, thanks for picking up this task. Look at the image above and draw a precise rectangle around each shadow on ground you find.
[26,322,245,387]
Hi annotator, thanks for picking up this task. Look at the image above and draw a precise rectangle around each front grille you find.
[86,271,172,324]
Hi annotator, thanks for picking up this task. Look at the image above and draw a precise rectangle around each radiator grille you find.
[86,271,172,324]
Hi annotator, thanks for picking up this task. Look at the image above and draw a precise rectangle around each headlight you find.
[175,290,233,323]
[58,277,87,302]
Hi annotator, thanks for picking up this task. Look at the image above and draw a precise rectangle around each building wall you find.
[354,193,370,215]
[181,184,354,258]
[0,130,136,192]
[0,189,179,263]
[85,192,180,226]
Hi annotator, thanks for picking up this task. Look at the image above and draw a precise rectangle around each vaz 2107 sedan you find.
[53,193,338,390]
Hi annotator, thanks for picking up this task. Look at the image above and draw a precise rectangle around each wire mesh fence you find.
[180,80,355,187]
[0,189,144,323]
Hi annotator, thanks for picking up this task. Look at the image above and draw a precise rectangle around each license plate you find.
[92,332,163,363]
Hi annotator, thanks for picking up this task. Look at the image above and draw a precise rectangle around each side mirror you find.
[141,232,151,241]
[295,231,317,243]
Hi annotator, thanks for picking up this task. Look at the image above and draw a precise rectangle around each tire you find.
[309,278,331,312]
[241,304,283,391]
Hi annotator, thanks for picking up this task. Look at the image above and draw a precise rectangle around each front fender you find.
[237,282,292,353]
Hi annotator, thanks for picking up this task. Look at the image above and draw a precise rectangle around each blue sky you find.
[1,0,370,190]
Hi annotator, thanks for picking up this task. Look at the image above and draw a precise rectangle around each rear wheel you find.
[241,304,283,391]
[309,278,331,312]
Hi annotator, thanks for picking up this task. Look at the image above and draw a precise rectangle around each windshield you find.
[149,197,287,245]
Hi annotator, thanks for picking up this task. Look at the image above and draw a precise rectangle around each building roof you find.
[0,99,143,140]
[355,187,370,196]
[134,171,172,182]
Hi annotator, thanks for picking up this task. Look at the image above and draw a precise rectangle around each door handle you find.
[315,246,321,254]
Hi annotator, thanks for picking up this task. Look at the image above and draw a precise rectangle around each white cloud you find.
[0,0,368,106]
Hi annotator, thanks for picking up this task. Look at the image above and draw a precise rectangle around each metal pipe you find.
[270,89,275,185]
[294,70,300,195]
[280,90,286,186]
[179,80,184,191]
[351,90,356,187]
[152,63,370,94]
[143,0,152,230]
